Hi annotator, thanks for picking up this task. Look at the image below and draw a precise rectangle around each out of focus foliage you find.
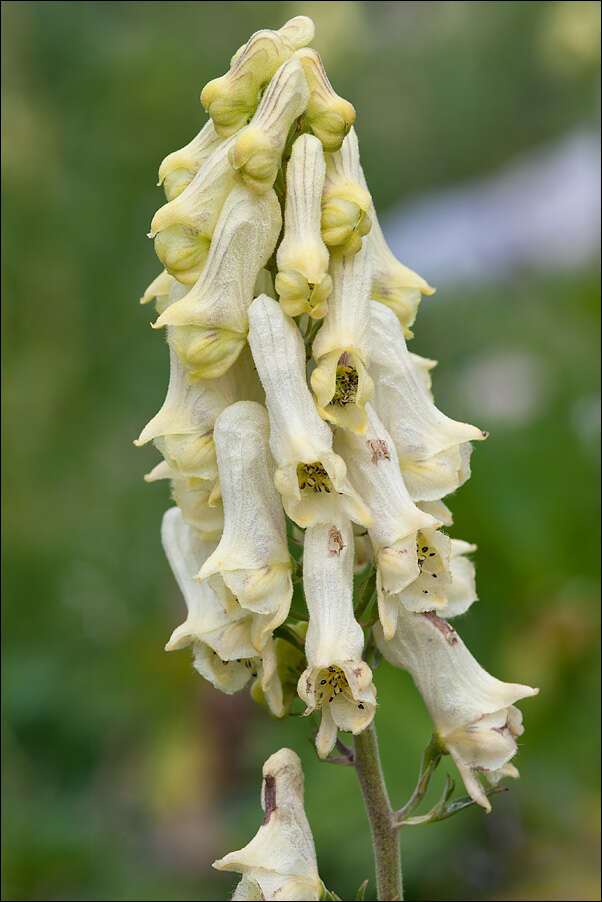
[2,2,600,900]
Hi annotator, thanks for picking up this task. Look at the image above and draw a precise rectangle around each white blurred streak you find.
[384,129,601,284]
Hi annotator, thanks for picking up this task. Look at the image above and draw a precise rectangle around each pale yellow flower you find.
[375,608,538,811]
[298,521,376,758]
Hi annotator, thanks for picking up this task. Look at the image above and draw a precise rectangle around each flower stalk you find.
[353,722,403,902]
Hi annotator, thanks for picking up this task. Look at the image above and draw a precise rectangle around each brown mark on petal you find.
[422,610,458,644]
[366,438,391,464]
[328,526,345,556]
[263,774,277,824]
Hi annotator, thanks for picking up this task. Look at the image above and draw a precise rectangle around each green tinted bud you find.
[296,48,356,152]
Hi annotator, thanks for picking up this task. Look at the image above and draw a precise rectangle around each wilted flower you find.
[162,507,284,715]
[375,608,538,811]
[275,133,332,319]
[248,293,372,527]
[197,401,293,651]
[213,747,323,900]
[298,521,376,758]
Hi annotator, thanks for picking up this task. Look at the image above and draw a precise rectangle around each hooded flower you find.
[213,747,323,901]
[321,127,372,255]
[295,47,356,152]
[161,507,283,715]
[153,183,281,379]
[158,118,224,201]
[197,401,293,651]
[229,57,310,194]
[369,301,487,502]
[275,133,332,319]
[298,521,376,758]
[248,294,372,528]
[375,607,538,811]
[150,133,239,284]
[310,238,374,433]
[202,18,313,137]
[335,403,446,638]
[360,170,435,337]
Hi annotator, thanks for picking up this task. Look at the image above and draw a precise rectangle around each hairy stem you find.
[354,721,403,901]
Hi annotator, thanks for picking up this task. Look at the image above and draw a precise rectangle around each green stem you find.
[353,721,403,901]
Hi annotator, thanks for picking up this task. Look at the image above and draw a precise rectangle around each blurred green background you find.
[2,2,600,900]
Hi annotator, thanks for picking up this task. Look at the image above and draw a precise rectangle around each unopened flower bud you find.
[229,58,309,194]
[158,119,223,201]
[321,127,371,256]
[150,134,238,283]
[202,29,293,137]
[296,48,356,152]
[153,184,281,378]
[275,133,331,318]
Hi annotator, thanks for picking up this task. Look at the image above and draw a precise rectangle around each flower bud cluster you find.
[136,17,537,849]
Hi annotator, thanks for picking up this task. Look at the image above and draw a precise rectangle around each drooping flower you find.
[369,300,487,502]
[153,183,281,378]
[202,18,314,137]
[295,47,356,152]
[360,170,435,337]
[275,133,332,319]
[310,238,374,433]
[335,403,444,638]
[197,401,293,651]
[321,127,372,256]
[229,57,310,194]
[213,747,323,901]
[162,507,283,715]
[374,608,538,811]
[297,521,376,758]
[248,293,372,528]
[157,118,224,202]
